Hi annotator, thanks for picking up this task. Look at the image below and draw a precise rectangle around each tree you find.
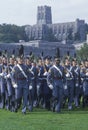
[77,43,88,61]
[0,24,29,43]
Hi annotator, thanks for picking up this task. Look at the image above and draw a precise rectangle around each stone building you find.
[0,40,76,58]
[25,5,87,43]
[0,5,86,58]
[37,5,52,25]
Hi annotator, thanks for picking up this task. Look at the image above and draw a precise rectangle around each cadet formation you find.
[0,52,88,114]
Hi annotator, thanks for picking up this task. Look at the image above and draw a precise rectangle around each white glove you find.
[66,73,70,77]
[13,84,18,88]
[37,85,40,89]
[7,74,11,78]
[64,85,67,89]
[29,85,33,90]
[48,84,53,90]
[86,72,88,76]
[81,78,83,81]
[43,72,48,76]
[0,73,4,77]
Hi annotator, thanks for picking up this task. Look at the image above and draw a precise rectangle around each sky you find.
[0,0,88,26]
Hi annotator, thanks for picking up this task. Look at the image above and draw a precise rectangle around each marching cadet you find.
[0,56,8,109]
[64,58,74,110]
[47,56,65,113]
[11,56,30,114]
[37,58,45,108]
[37,56,52,110]
[25,56,34,112]
[30,61,39,108]
[72,59,80,108]
[79,62,84,106]
[5,56,15,111]
[80,60,88,107]
[43,56,52,110]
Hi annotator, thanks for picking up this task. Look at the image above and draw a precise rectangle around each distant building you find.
[37,5,52,25]
[25,5,87,43]
[0,40,76,58]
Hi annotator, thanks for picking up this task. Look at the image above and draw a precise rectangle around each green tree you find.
[0,24,29,43]
[77,43,88,61]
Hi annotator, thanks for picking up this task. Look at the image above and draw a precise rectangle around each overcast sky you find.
[0,0,88,26]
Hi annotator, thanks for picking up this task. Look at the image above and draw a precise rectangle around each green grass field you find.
[0,108,88,130]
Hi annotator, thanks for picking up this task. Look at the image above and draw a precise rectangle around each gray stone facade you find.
[37,5,52,25]
[25,6,86,42]
[0,40,75,58]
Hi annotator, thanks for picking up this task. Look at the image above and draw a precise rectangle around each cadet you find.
[72,59,80,107]
[0,56,8,109]
[80,60,88,107]
[64,58,74,110]
[11,56,29,114]
[25,57,34,112]
[37,58,45,108]
[30,61,39,108]
[6,56,15,111]
[43,56,52,110]
[47,56,65,113]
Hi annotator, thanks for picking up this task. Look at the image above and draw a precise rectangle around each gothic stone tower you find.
[37,5,52,25]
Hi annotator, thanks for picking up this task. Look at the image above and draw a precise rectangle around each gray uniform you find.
[47,64,64,112]
[12,63,29,113]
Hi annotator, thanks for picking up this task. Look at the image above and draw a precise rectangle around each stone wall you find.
[0,40,75,58]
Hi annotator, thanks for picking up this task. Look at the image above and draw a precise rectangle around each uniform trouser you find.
[74,83,80,107]
[78,85,83,105]
[37,80,51,108]
[37,80,44,106]
[0,78,7,108]
[83,81,88,96]
[67,80,74,108]
[27,90,33,111]
[31,79,37,103]
[53,81,63,112]
[63,83,68,107]
[43,80,52,110]
[15,80,29,109]
[44,94,51,110]
[6,79,14,109]
[82,81,88,107]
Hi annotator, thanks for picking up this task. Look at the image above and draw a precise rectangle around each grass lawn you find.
[0,107,88,130]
